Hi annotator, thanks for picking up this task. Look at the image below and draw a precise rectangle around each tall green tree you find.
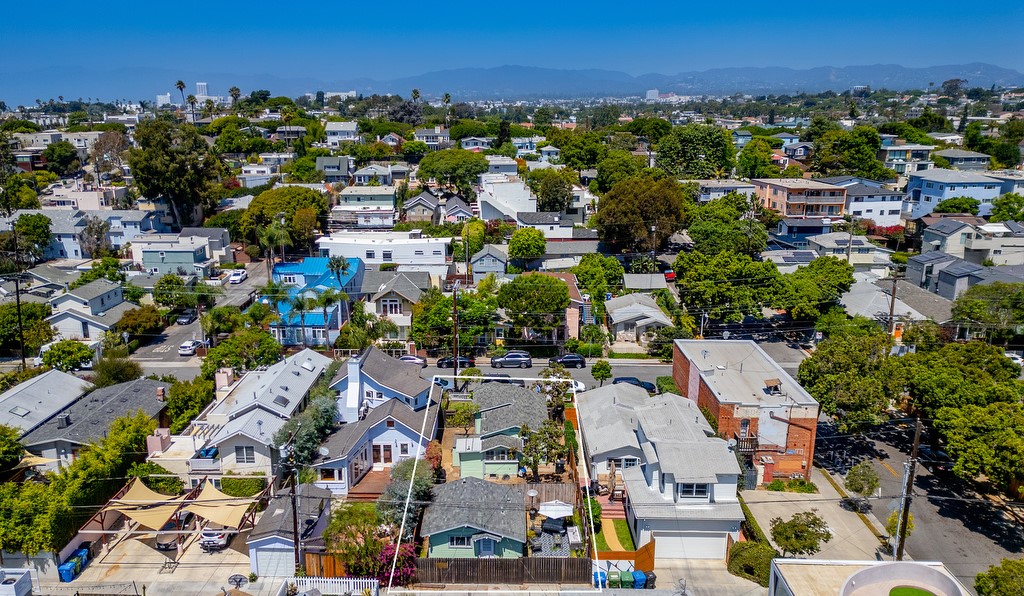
[990,193,1024,222]
[770,510,832,557]
[152,274,192,309]
[200,328,282,378]
[655,124,736,178]
[594,150,646,194]
[127,119,221,225]
[13,213,52,263]
[594,175,685,251]
[673,250,785,323]
[416,149,488,197]
[0,425,23,470]
[737,137,781,178]
[933,196,981,215]
[976,558,1024,595]
[508,227,546,266]
[497,274,569,340]
[42,340,95,371]
[43,141,80,176]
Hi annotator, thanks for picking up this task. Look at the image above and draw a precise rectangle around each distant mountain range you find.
[3,63,1023,106]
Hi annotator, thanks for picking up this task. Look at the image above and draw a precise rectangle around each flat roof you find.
[752,178,843,190]
[771,559,967,595]
[674,340,818,408]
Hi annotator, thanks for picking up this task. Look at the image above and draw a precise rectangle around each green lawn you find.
[889,588,936,596]
[613,519,636,550]
[594,527,611,551]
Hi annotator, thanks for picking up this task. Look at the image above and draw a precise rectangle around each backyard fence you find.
[412,557,592,585]
[275,577,379,596]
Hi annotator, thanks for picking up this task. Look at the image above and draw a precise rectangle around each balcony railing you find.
[188,458,221,473]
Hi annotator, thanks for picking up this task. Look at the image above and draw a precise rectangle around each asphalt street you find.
[421,359,672,392]
[818,424,1023,593]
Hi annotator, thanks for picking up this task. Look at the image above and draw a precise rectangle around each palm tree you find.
[327,256,352,321]
[289,294,317,348]
[442,93,451,128]
[175,80,186,107]
[229,86,241,109]
[316,288,347,345]
[186,94,197,123]
[411,88,420,103]
[260,280,289,317]
[257,223,292,276]
[204,98,215,118]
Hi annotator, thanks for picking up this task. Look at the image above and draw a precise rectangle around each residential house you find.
[317,230,451,267]
[511,136,545,155]
[902,212,987,251]
[920,219,976,259]
[618,394,744,559]
[421,477,526,558]
[769,559,969,596]
[806,232,890,267]
[353,164,396,185]
[539,146,560,162]
[238,163,275,188]
[537,240,601,272]
[516,212,575,239]
[672,340,820,483]
[275,126,306,144]
[877,143,934,176]
[0,370,92,439]
[325,121,360,147]
[443,197,474,222]
[147,350,333,487]
[452,383,547,481]
[688,179,756,203]
[934,148,991,171]
[403,191,441,225]
[604,293,672,343]
[315,156,353,185]
[621,273,668,292]
[731,129,752,149]
[816,179,905,227]
[958,221,1024,265]
[361,273,424,342]
[906,251,960,293]
[329,186,397,230]
[575,383,650,483]
[178,227,233,264]
[772,132,801,147]
[460,137,494,151]
[378,132,405,149]
[266,257,361,347]
[44,184,128,210]
[760,249,822,274]
[987,170,1024,196]
[783,142,813,161]
[471,244,508,282]
[0,209,165,260]
[414,126,450,151]
[507,272,587,341]
[47,279,136,340]
[486,156,519,175]
[477,174,537,221]
[248,484,333,577]
[928,132,964,146]
[22,378,170,472]
[331,346,432,423]
[772,218,837,249]
[904,169,1002,218]
[259,153,296,167]
[752,178,846,219]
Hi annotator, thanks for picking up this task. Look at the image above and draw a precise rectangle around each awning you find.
[184,481,256,529]
[538,500,574,519]
[12,454,58,470]
[109,478,180,507]
[116,504,183,531]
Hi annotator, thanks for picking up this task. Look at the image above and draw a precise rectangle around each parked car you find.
[178,340,203,356]
[175,309,197,325]
[1005,352,1023,366]
[228,269,248,284]
[656,260,676,282]
[549,353,586,369]
[481,373,525,387]
[155,512,195,550]
[437,355,475,369]
[612,376,656,394]
[491,351,533,368]
[433,377,456,391]
[917,447,953,474]
[199,523,236,552]
[399,354,427,367]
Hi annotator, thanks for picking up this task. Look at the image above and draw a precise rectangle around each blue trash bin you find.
[73,548,89,566]
[593,571,607,588]
[58,562,76,583]
[632,570,647,589]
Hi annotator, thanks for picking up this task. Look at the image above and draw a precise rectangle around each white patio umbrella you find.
[538,499,574,519]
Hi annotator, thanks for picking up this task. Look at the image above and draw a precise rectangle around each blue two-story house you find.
[772,217,836,249]
[263,257,362,347]
[312,348,438,496]
[905,170,1002,219]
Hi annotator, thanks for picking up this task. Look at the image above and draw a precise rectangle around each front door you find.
[372,445,393,469]
[478,538,495,557]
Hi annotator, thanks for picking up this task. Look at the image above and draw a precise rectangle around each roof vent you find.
[300,361,315,372]
[57,414,72,428]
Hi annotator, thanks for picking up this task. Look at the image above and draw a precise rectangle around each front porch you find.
[347,469,391,502]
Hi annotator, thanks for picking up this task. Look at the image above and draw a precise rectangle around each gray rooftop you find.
[576,384,650,459]
[622,274,668,291]
[359,270,431,296]
[604,293,673,327]
[421,477,525,540]
[47,301,137,329]
[934,148,990,159]
[940,261,985,277]
[925,219,972,237]
[318,398,439,461]
[517,212,571,226]
[843,183,903,197]
[473,383,548,437]
[633,396,740,483]
[444,197,471,213]
[210,408,287,447]
[472,244,508,262]
[248,484,333,543]
[910,169,998,184]
[545,241,600,256]
[356,346,432,399]
[371,274,424,303]
[879,279,954,323]
[22,378,170,447]
[0,370,93,436]
[909,251,958,265]
[179,227,227,239]
[67,278,122,301]
[405,192,439,210]
[673,340,818,408]
[622,465,744,521]
[213,349,329,419]
[26,264,80,287]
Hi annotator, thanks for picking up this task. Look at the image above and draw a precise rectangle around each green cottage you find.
[421,477,526,558]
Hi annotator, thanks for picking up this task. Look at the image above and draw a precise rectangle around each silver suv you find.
[490,351,533,368]
[199,523,236,552]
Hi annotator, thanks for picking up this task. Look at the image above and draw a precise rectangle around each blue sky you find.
[1,0,1021,103]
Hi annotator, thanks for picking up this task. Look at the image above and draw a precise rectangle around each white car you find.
[199,523,236,551]
[228,269,248,284]
[178,340,202,356]
[1005,352,1023,366]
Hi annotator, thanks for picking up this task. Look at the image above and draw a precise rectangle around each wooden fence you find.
[275,577,379,596]
[413,557,593,585]
[305,552,346,578]
[596,540,656,572]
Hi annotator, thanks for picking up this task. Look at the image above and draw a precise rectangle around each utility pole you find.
[12,276,26,370]
[888,272,900,335]
[452,280,460,382]
[895,418,922,561]
[290,449,300,574]
[846,216,855,263]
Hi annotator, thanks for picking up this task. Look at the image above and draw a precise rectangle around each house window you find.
[235,446,256,464]
[449,536,471,548]
[382,251,393,262]
[382,299,402,315]
[486,449,510,461]
[320,468,336,481]
[365,390,374,400]
[366,250,375,260]
[400,444,409,456]
[387,420,395,428]
[677,483,709,498]
[739,418,750,438]
[832,248,844,254]
[282,275,297,285]
[857,248,870,254]
[960,233,969,245]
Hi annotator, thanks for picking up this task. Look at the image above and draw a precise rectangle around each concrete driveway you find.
[653,559,765,596]
[741,468,887,561]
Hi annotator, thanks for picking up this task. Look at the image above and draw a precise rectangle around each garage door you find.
[253,547,295,578]
[653,531,727,559]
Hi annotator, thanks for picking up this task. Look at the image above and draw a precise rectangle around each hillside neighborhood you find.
[1,78,1024,596]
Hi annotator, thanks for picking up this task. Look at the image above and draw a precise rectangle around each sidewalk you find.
[742,468,888,561]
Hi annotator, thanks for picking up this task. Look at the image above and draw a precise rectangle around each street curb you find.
[817,466,890,547]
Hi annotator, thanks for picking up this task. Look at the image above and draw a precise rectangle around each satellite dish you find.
[318,446,330,457]
[727,439,737,448]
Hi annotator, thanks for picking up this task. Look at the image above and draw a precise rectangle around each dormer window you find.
[677,483,709,498]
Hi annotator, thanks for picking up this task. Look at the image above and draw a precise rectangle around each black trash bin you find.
[555,459,566,474]
[644,571,656,589]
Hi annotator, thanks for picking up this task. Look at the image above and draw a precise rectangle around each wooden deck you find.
[347,470,391,502]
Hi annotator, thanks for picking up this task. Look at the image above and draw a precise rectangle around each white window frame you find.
[235,445,256,464]
[449,535,471,548]
[677,483,709,498]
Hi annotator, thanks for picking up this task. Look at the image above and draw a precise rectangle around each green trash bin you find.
[607,571,620,589]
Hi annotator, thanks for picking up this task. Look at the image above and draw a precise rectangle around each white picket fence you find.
[275,577,379,596]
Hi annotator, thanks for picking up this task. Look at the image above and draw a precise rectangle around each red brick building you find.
[672,339,819,483]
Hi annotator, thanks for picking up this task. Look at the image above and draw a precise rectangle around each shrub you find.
[379,263,398,271]
[563,421,578,453]
[727,541,778,587]
[221,473,267,497]
[576,343,603,358]
[766,479,786,492]
[655,376,679,394]
[740,496,769,544]
[788,478,818,493]
[244,245,261,260]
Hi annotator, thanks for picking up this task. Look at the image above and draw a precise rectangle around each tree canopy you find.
[933,196,981,215]
[990,193,1024,222]
[416,149,488,196]
[200,328,282,378]
[594,175,685,252]
[497,274,570,339]
[656,124,736,178]
[508,228,546,263]
[770,510,832,557]
[240,186,329,240]
[976,558,1024,595]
